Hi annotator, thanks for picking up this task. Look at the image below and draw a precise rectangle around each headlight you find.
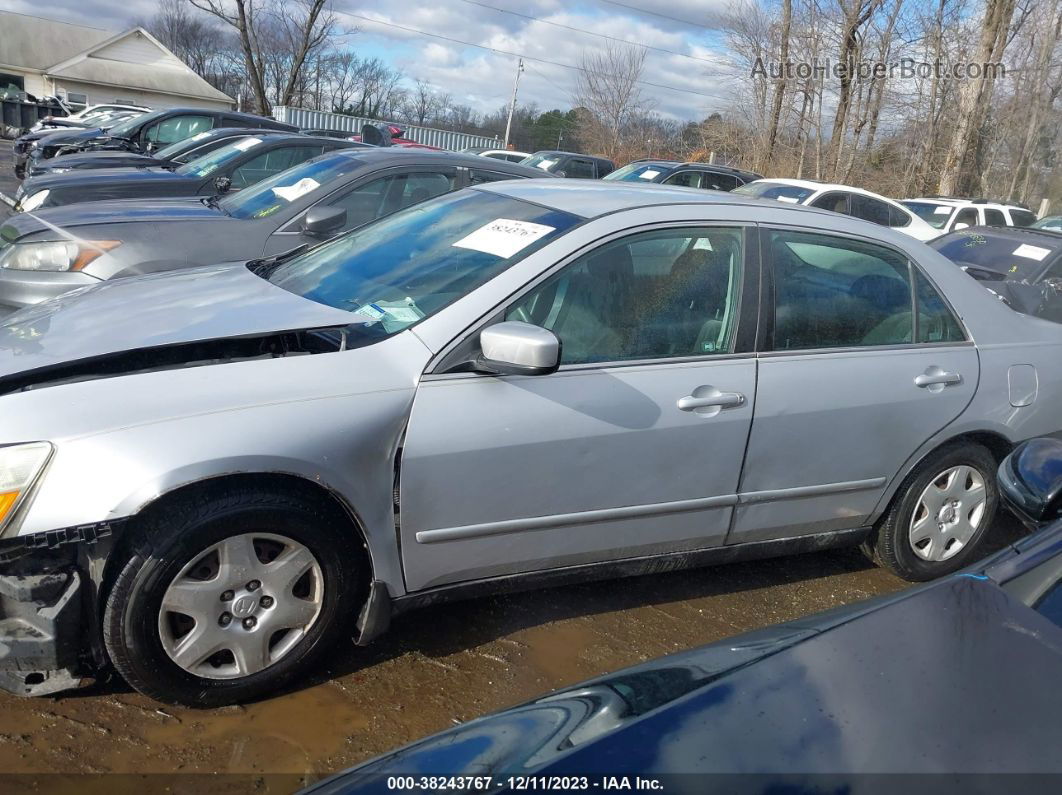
[49,168,72,174]
[18,190,49,212]
[0,239,121,272]
[29,140,40,150]
[0,442,52,535]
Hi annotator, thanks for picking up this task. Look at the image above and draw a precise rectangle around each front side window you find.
[769,230,914,350]
[229,146,322,189]
[663,171,701,189]
[506,227,744,365]
[565,159,596,179]
[176,137,269,178]
[326,171,456,231]
[954,207,979,228]
[810,191,851,214]
[267,190,580,330]
[221,151,362,219]
[1011,209,1038,227]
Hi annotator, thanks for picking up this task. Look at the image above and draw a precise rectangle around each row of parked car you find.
[2,103,1062,734]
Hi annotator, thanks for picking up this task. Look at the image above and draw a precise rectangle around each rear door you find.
[729,227,978,543]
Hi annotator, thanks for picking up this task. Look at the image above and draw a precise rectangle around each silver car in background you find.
[1,181,1060,706]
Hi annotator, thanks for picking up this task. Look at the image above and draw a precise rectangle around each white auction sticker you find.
[776,196,799,204]
[273,177,320,202]
[453,218,556,258]
[639,169,661,180]
[934,206,952,215]
[189,132,211,142]
[233,137,263,151]
[1012,243,1051,261]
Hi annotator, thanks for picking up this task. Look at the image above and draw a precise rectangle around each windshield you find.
[903,201,955,229]
[732,181,814,203]
[220,151,360,219]
[267,190,580,331]
[522,153,560,171]
[930,230,1061,279]
[604,163,673,182]
[176,137,265,177]
[1034,216,1062,231]
[107,108,167,138]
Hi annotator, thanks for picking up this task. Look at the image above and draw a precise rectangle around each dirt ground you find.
[0,543,942,789]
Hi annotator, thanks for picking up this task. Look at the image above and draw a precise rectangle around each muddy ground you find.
[1,534,1016,791]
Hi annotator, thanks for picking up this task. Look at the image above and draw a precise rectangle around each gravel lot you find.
[0,137,1029,789]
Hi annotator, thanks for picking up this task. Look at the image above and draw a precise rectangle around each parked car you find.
[29,103,150,133]
[930,226,1062,322]
[735,178,940,241]
[26,127,298,178]
[522,151,615,178]
[12,110,146,179]
[1,181,1060,705]
[299,128,359,141]
[351,124,441,150]
[463,147,533,164]
[605,159,762,191]
[1033,215,1062,232]
[902,197,1038,234]
[0,149,548,315]
[305,436,1062,786]
[13,135,360,213]
[21,108,298,174]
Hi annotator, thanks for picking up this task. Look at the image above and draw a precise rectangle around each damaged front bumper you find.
[0,521,121,696]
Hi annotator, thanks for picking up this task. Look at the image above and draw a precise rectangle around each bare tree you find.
[572,43,651,158]
[185,0,337,114]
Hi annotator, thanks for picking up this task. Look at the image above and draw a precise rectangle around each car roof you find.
[322,147,550,176]
[906,196,1030,211]
[531,150,613,163]
[477,178,846,219]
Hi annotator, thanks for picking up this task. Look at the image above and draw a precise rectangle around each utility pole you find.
[503,58,524,149]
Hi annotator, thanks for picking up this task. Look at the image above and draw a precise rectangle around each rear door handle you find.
[914,367,962,389]
[677,391,746,411]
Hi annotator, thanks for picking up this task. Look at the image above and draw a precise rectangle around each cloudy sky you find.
[5,0,744,120]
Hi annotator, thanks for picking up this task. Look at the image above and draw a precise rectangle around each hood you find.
[31,151,161,173]
[0,264,367,384]
[20,168,197,203]
[36,128,108,148]
[0,198,231,240]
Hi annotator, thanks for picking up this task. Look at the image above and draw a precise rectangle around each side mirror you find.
[953,222,970,231]
[476,321,561,376]
[214,176,232,194]
[555,169,567,177]
[998,438,1062,527]
[302,206,347,237]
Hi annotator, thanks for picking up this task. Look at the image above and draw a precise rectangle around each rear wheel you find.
[866,442,999,581]
[103,488,363,706]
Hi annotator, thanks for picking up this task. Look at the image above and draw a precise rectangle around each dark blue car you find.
[306,438,1062,792]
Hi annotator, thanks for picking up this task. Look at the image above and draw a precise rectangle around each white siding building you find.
[0,12,234,110]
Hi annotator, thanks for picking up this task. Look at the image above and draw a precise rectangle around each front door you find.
[399,225,758,591]
[729,227,978,543]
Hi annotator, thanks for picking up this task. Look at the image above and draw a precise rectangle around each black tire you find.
[865,442,999,582]
[103,487,364,707]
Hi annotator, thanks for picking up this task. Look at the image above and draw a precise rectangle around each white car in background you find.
[734,178,940,241]
[901,197,1038,235]
[465,148,532,164]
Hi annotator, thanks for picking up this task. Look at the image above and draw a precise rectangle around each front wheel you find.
[103,488,364,706]
[866,442,999,582]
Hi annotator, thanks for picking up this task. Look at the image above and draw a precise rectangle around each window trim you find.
[757,224,970,356]
[426,220,761,377]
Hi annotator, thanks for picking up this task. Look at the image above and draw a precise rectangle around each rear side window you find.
[889,205,912,228]
[811,192,850,214]
[565,159,596,179]
[1011,209,1037,227]
[702,172,740,191]
[914,270,965,343]
[468,169,520,185]
[850,194,892,226]
[664,171,701,188]
[984,208,1007,227]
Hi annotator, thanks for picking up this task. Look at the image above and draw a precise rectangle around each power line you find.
[343,12,733,101]
[454,0,718,66]
[594,0,718,30]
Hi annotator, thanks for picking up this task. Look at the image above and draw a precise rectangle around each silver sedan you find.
[1,180,1060,705]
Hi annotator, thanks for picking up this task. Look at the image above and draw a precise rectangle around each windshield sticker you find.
[536,159,556,171]
[1012,243,1051,261]
[452,218,557,259]
[639,169,661,180]
[253,205,282,219]
[933,206,952,214]
[273,177,321,202]
[355,303,386,320]
[776,196,799,204]
[233,137,263,151]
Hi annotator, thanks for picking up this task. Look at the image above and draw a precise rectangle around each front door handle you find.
[677,387,746,415]
[914,366,962,392]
